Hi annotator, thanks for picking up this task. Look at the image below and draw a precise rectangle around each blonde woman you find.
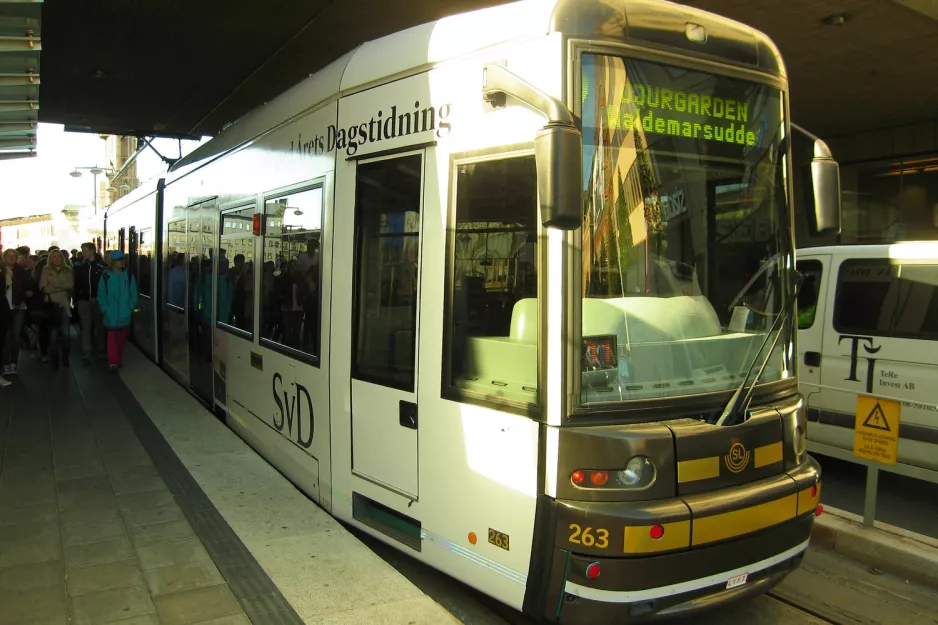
[39,249,74,368]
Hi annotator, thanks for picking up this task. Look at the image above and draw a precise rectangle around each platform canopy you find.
[35,0,938,142]
[0,0,40,161]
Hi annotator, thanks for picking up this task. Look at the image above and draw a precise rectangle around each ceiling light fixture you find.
[823,14,847,26]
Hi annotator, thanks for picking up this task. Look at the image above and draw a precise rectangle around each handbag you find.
[30,295,61,326]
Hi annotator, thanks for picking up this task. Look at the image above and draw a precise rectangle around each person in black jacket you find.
[74,242,107,362]
[0,249,27,380]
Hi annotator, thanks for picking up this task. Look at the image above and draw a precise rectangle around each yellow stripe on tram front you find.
[692,494,798,546]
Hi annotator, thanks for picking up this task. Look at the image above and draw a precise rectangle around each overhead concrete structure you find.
[37,0,938,141]
[0,0,41,160]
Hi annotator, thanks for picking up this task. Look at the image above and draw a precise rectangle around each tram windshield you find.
[579,54,794,406]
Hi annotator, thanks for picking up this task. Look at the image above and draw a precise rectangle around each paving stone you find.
[97,614,161,625]
[0,501,57,526]
[123,502,187,527]
[60,501,123,527]
[57,475,113,494]
[144,559,225,597]
[65,536,136,570]
[70,583,156,625]
[67,559,146,597]
[130,520,197,546]
[108,464,161,481]
[103,450,154,471]
[112,476,167,496]
[153,584,242,625]
[0,537,62,568]
[189,615,252,625]
[56,461,109,480]
[0,518,61,545]
[62,520,129,547]
[58,488,118,511]
[118,488,175,511]
[0,559,64,593]
[0,484,56,507]
[0,583,69,624]
[135,538,211,570]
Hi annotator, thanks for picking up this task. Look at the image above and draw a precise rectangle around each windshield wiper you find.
[714,271,803,427]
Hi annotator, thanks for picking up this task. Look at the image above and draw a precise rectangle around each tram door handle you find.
[804,351,821,367]
[399,401,418,430]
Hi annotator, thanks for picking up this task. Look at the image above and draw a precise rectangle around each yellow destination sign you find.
[853,395,901,465]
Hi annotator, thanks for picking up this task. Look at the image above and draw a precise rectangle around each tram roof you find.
[36,0,938,142]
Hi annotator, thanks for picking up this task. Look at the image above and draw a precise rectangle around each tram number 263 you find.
[568,524,610,549]
[488,528,510,551]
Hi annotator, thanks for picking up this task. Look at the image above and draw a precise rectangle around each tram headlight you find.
[617,456,654,487]
[570,457,656,489]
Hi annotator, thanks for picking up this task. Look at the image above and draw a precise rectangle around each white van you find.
[797,242,938,470]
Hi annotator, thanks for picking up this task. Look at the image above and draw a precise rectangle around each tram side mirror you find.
[535,124,583,230]
[809,139,842,236]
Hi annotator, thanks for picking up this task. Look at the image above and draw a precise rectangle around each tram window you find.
[137,229,153,298]
[796,259,822,329]
[218,205,256,337]
[260,187,323,358]
[834,259,938,341]
[445,155,539,407]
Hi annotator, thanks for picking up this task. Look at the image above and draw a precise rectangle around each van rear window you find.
[834,259,938,341]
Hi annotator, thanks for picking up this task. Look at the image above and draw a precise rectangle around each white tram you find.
[102,0,840,621]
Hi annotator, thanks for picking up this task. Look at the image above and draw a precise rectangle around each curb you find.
[811,505,938,589]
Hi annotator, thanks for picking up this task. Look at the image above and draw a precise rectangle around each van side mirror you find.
[482,63,584,231]
[810,139,842,235]
[535,124,583,230]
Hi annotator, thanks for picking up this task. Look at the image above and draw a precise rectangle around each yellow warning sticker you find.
[853,395,901,465]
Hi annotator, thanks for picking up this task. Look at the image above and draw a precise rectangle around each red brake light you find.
[590,471,609,486]
[815,504,824,517]
[571,470,585,486]
[649,524,665,540]
[811,484,818,497]
[585,562,601,579]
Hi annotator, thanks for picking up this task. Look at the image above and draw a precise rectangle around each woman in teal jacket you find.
[97,250,138,372]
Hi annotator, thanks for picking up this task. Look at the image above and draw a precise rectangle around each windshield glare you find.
[579,54,794,406]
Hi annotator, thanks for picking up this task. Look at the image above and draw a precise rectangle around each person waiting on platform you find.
[74,242,108,362]
[39,249,75,369]
[97,250,138,373]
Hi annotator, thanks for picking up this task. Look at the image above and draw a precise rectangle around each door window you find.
[218,205,256,337]
[796,259,823,329]
[260,187,323,358]
[137,229,153,299]
[351,154,423,391]
[444,154,539,407]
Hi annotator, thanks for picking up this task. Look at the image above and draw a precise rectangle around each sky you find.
[0,124,205,220]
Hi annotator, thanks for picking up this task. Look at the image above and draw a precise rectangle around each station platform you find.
[0,338,460,625]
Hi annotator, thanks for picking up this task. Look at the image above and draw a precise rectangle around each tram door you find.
[186,200,216,405]
[163,218,189,383]
[349,151,425,499]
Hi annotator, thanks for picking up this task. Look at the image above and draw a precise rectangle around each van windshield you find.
[579,54,795,406]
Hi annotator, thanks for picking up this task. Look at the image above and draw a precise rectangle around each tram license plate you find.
[726,573,748,589]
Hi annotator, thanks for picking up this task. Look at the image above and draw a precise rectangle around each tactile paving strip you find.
[105,376,305,625]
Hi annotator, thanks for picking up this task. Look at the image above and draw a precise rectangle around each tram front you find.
[522,2,836,623]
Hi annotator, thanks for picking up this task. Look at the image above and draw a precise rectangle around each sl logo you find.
[724,442,751,474]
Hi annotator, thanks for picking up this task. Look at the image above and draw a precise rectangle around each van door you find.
[817,255,938,468]
[349,150,424,499]
[796,255,829,392]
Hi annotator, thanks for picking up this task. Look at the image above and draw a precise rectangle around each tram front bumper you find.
[532,457,820,624]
